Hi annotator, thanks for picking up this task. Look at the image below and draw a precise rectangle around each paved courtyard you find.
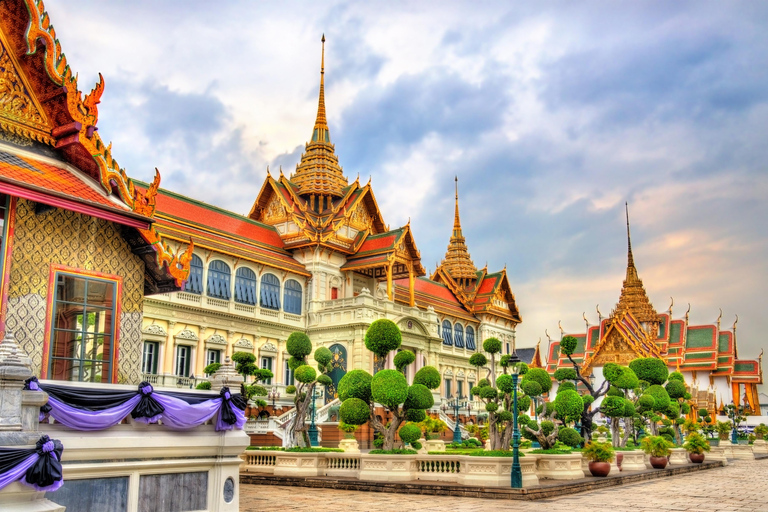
[240,459,768,511]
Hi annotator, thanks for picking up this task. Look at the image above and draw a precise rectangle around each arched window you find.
[454,324,464,348]
[207,260,231,300]
[284,279,302,314]
[260,274,281,310]
[234,267,257,305]
[466,326,476,350]
[442,320,453,346]
[184,254,203,294]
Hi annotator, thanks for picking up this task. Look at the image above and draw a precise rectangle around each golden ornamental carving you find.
[264,194,287,223]
[133,168,160,218]
[0,38,51,143]
[349,201,371,230]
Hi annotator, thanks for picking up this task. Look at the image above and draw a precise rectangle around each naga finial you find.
[558,320,563,336]
[668,297,674,314]
[596,304,603,321]
[583,312,589,328]
[685,303,691,320]
[545,329,551,343]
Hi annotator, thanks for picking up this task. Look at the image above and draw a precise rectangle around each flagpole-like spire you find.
[453,175,461,233]
[312,34,329,142]
[625,202,638,281]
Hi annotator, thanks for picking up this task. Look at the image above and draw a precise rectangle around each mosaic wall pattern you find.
[4,199,145,383]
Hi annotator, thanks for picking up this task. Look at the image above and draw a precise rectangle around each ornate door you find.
[326,344,347,404]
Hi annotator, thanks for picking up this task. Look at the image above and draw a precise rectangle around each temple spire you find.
[439,177,477,284]
[615,202,658,324]
[625,202,638,282]
[312,34,329,143]
[453,176,462,235]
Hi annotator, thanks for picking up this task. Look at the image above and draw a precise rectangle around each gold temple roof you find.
[291,35,348,198]
[439,177,478,281]
[615,203,658,323]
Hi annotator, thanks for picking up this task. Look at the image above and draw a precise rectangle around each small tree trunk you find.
[611,419,620,447]
[620,417,631,447]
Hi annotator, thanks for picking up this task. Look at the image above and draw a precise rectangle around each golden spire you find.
[615,202,658,324]
[439,177,478,282]
[292,34,348,199]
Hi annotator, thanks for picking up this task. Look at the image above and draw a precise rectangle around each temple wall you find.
[3,198,145,383]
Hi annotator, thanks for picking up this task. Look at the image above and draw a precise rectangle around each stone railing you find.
[241,450,540,487]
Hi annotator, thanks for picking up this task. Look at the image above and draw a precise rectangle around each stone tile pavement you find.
[240,459,768,511]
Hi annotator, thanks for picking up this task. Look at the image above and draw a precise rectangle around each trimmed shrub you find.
[612,367,640,390]
[482,337,502,354]
[522,368,553,394]
[602,363,623,383]
[644,384,671,412]
[496,374,515,393]
[517,394,532,413]
[557,381,576,394]
[339,397,370,425]
[665,380,687,400]
[286,332,312,358]
[287,356,305,371]
[285,385,297,394]
[560,335,579,355]
[582,394,595,407]
[338,370,373,402]
[607,385,624,397]
[203,363,221,375]
[394,350,416,371]
[398,423,422,445]
[637,394,655,412]
[413,366,440,389]
[371,369,409,408]
[668,371,685,382]
[521,380,542,397]
[554,367,577,382]
[317,374,333,387]
[469,353,488,367]
[555,389,584,422]
[623,398,636,417]
[698,408,709,417]
[629,358,669,386]
[558,427,584,448]
[498,410,513,422]
[486,402,499,413]
[479,387,498,400]
[365,319,402,356]
[404,384,434,410]
[406,408,426,423]
[294,365,317,383]
[232,351,256,364]
[195,381,212,390]
[602,396,628,418]
[314,346,332,367]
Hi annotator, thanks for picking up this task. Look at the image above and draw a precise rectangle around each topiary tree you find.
[337,319,440,450]
[283,332,333,447]
[629,358,669,386]
[398,422,423,450]
[230,351,272,409]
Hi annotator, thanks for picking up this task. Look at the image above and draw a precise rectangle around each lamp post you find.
[308,387,320,446]
[509,351,522,489]
[441,395,465,444]
[268,387,280,411]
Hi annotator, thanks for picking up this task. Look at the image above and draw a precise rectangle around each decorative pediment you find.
[457,370,465,378]
[444,368,453,377]
[175,329,198,341]
[235,338,254,349]
[260,342,277,353]
[206,333,227,345]
[142,324,167,336]
[263,194,288,223]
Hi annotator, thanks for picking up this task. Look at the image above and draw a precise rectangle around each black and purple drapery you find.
[24,378,246,432]
[0,435,64,492]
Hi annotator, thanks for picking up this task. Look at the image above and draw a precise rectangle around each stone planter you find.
[358,454,417,482]
[618,451,646,471]
[752,439,768,455]
[709,438,720,447]
[649,456,668,469]
[668,448,688,465]
[535,453,585,480]
[730,443,755,460]
[338,438,360,453]
[274,452,327,477]
[706,446,728,465]
[458,455,539,488]
[588,461,610,477]
[425,439,446,452]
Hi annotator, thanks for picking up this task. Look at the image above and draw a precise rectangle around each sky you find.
[45,1,767,374]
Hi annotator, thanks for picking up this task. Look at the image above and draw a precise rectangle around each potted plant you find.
[641,435,673,469]
[582,442,615,477]
[715,421,731,441]
[682,432,710,463]
[754,424,768,440]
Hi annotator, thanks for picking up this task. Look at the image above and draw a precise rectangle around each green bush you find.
[203,363,221,375]
[555,389,584,423]
[294,365,317,383]
[557,381,576,393]
[668,371,685,382]
[338,370,373,402]
[371,369,409,408]
[394,350,415,371]
[641,435,673,457]
[365,319,402,357]
[644,384,671,412]
[413,366,440,389]
[373,437,384,448]
[486,402,499,413]
[406,409,426,422]
[522,368,553,394]
[683,432,711,455]
[602,363,623,382]
[469,353,488,368]
[369,449,417,455]
[582,441,615,462]
[637,394,655,412]
[601,396,628,418]
[582,394,595,407]
[629,358,669,386]
[554,367,578,382]
[287,356,305,371]
[531,448,572,454]
[665,380,687,400]
[398,423,422,445]
[612,367,640,390]
[521,380,542,397]
[496,374,515,394]
[195,381,212,390]
[517,394,532,413]
[314,346,332,367]
[482,337,502,354]
[560,335,579,355]
[558,427,583,448]
[404,383,434,410]
[339,398,370,425]
[317,374,333,387]
[286,332,312,358]
[607,385,624,397]
[286,447,344,453]
[498,410,513,422]
[623,398,636,417]
[479,387,498,400]
[285,385,297,394]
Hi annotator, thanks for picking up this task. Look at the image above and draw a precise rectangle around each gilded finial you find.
[279,165,284,177]
[733,314,738,330]
[685,303,691,320]
[668,297,674,315]
[625,202,637,278]
[583,312,589,328]
[545,329,551,343]
[558,320,563,336]
[596,304,603,320]
[266,165,271,176]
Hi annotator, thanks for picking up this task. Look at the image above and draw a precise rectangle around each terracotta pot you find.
[616,452,623,469]
[689,453,705,463]
[650,456,668,469]
[588,461,611,477]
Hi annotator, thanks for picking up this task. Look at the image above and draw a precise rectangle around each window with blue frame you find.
[283,279,302,314]
[184,254,204,294]
[260,273,281,310]
[442,320,453,346]
[466,326,476,350]
[454,323,464,348]
[234,267,257,305]
[206,260,231,299]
